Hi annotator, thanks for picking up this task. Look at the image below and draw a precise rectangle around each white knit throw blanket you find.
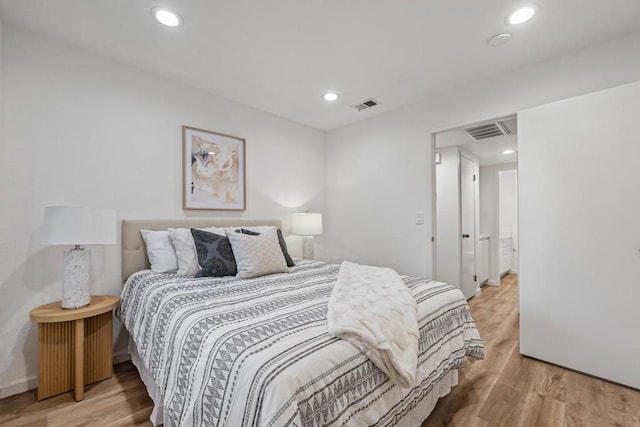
[327,261,419,388]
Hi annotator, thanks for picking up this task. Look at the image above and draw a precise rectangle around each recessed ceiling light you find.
[151,7,183,27]
[488,33,512,47]
[502,149,516,155]
[323,92,339,102]
[506,5,538,25]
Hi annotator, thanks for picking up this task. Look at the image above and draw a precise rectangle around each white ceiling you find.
[463,135,518,166]
[1,0,639,130]
[436,117,518,166]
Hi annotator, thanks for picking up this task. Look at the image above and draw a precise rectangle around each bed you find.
[119,219,484,426]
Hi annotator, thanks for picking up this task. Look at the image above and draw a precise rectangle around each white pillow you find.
[227,227,288,279]
[140,230,178,273]
[169,227,227,276]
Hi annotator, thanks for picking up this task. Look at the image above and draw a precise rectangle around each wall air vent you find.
[464,121,511,141]
[351,98,381,112]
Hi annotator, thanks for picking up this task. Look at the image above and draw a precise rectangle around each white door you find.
[519,81,640,388]
[460,154,476,299]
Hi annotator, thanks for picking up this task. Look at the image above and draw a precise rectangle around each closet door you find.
[519,81,640,389]
[460,153,477,299]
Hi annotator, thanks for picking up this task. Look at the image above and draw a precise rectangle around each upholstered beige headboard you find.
[121,218,282,283]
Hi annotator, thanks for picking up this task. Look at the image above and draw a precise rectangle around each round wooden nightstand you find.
[30,295,120,401]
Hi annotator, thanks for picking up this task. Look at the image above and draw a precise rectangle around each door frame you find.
[430,133,438,279]
[494,164,518,285]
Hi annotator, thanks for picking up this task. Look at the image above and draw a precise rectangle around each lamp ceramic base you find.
[301,236,315,260]
[62,249,91,309]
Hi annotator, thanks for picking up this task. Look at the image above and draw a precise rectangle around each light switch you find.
[416,211,425,225]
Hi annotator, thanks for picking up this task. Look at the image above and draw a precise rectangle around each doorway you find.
[433,115,518,298]
[498,169,518,278]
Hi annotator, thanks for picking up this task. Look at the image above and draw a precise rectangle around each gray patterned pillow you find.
[191,229,237,277]
[227,228,288,279]
[234,228,295,267]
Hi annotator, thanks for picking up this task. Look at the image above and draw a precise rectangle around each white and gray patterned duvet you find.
[119,260,484,427]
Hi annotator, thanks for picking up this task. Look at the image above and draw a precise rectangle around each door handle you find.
[462,234,470,238]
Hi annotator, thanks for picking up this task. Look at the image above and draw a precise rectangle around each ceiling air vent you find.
[464,121,511,141]
[351,98,381,112]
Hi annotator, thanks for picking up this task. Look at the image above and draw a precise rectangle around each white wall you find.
[519,81,640,389]
[0,26,326,397]
[499,169,518,272]
[325,30,640,279]
[435,147,459,286]
[0,16,4,155]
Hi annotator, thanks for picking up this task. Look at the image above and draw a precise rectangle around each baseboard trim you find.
[1,351,132,399]
[509,269,519,274]
[0,375,37,399]
[486,280,500,286]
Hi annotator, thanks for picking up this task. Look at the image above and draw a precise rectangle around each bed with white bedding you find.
[118,219,484,426]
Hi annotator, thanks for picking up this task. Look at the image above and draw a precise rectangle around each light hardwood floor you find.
[1,274,638,426]
[423,274,640,427]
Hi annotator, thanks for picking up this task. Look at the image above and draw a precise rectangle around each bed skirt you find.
[128,338,458,427]
[129,339,165,426]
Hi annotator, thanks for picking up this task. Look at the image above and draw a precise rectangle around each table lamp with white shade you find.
[291,211,323,260]
[41,206,116,309]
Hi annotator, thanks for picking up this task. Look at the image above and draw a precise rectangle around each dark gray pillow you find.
[191,229,237,277]
[235,228,295,267]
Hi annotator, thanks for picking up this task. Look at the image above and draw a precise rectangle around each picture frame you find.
[182,126,246,211]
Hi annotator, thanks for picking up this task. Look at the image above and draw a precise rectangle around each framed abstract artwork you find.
[182,126,246,210]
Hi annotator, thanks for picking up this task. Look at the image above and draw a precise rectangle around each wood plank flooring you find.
[1,274,638,426]
[423,274,640,427]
